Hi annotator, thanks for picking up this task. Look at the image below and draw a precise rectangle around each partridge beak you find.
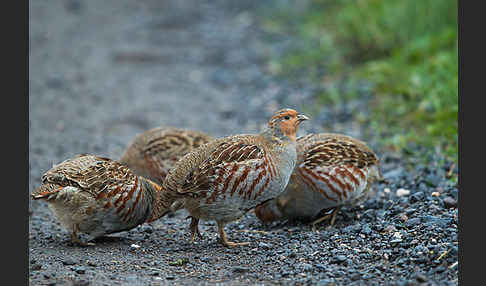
[297,114,310,122]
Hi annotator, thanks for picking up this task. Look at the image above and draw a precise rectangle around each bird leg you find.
[217,221,249,247]
[71,224,95,246]
[311,206,341,231]
[329,206,340,226]
[188,216,203,243]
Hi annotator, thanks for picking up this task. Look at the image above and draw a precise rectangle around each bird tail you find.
[31,184,63,200]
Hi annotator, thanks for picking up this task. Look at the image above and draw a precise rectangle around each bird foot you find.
[189,216,203,243]
[217,221,249,247]
[221,240,250,247]
[311,214,331,231]
[310,207,341,231]
[71,225,95,246]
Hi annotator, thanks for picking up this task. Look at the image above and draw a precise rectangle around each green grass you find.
[261,0,458,163]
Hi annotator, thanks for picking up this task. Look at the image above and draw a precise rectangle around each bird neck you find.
[140,177,172,223]
[261,126,296,145]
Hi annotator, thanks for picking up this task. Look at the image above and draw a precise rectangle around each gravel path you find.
[29,1,458,285]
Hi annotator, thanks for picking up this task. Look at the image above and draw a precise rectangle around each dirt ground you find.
[29,1,458,285]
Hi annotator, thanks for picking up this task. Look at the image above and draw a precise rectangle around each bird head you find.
[268,108,309,142]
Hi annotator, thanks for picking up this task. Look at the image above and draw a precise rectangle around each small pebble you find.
[258,242,271,249]
[410,192,424,203]
[72,280,89,286]
[361,225,372,235]
[335,255,347,264]
[199,257,210,262]
[413,272,427,282]
[350,273,361,281]
[86,261,97,267]
[431,192,440,197]
[233,266,249,273]
[72,267,86,274]
[392,232,402,240]
[400,213,408,222]
[405,208,416,215]
[443,196,457,208]
[383,225,397,233]
[142,226,153,234]
[302,263,313,271]
[396,189,410,196]
[406,218,421,228]
[449,261,458,269]
[281,271,291,277]
[62,258,77,266]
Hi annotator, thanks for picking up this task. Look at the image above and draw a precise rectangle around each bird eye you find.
[284,116,290,120]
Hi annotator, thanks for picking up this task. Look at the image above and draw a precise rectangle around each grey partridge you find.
[119,127,213,185]
[254,133,381,228]
[31,154,164,245]
[150,108,309,247]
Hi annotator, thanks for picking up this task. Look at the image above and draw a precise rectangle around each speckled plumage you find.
[31,154,163,245]
[254,133,381,227]
[119,127,213,185]
[153,109,309,246]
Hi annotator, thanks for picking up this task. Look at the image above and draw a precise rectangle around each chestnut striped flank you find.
[334,169,354,193]
[109,186,123,202]
[205,167,226,204]
[246,168,266,200]
[121,181,144,222]
[298,168,337,202]
[301,167,343,200]
[125,179,144,218]
[230,167,250,196]
[264,153,275,178]
[221,164,240,196]
[339,167,360,187]
[320,170,347,199]
[113,187,125,208]
[317,172,344,201]
[115,177,139,217]
[254,176,270,200]
[188,140,268,205]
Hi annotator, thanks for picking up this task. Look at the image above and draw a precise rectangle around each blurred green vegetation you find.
[263,0,458,163]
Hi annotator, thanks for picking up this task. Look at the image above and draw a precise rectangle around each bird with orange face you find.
[152,108,309,246]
